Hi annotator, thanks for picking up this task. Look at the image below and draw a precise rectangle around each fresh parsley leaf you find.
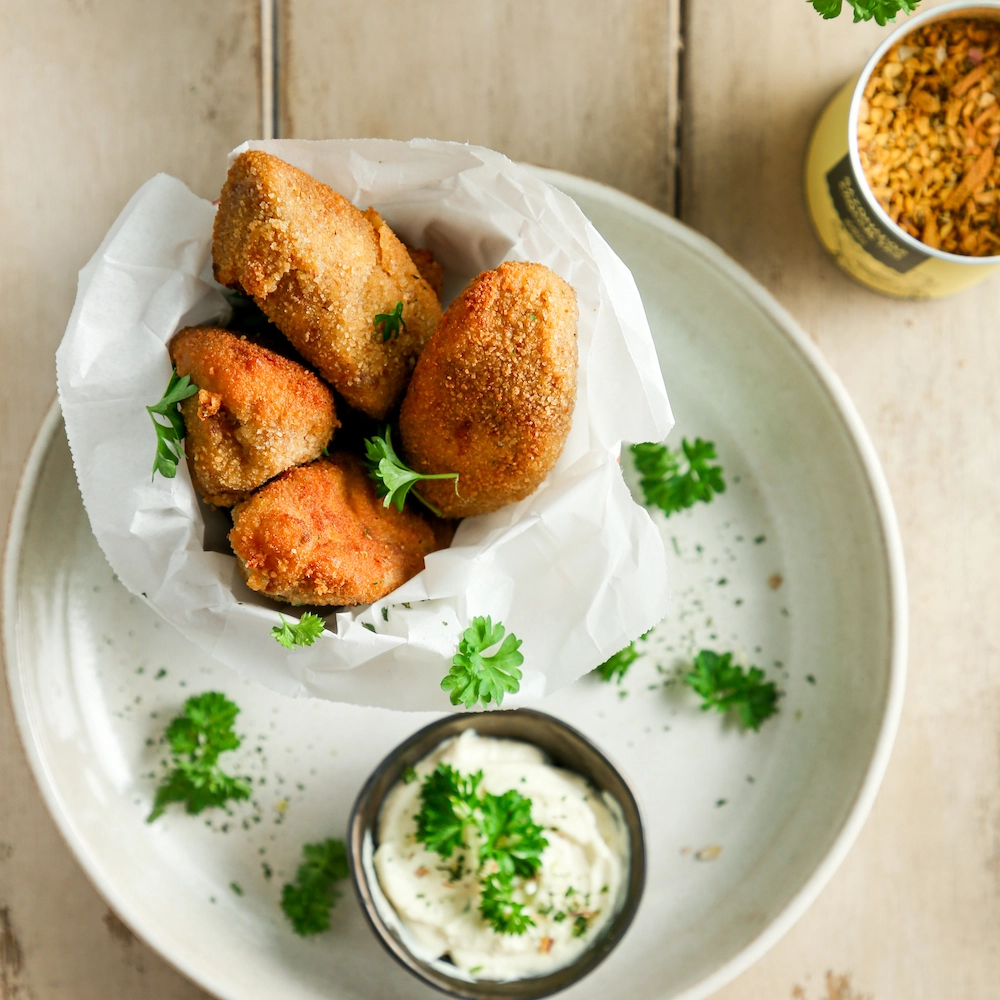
[148,766,249,821]
[630,438,725,517]
[271,611,326,649]
[163,691,241,759]
[147,368,198,480]
[280,838,350,936]
[478,873,535,935]
[596,642,640,683]
[810,0,919,23]
[374,301,407,342]
[363,426,459,516]
[476,788,548,879]
[684,650,780,731]
[413,764,547,935]
[440,616,524,708]
[147,692,251,821]
[414,763,482,858]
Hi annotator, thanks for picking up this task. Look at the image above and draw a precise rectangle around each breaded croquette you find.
[228,453,444,606]
[399,262,578,518]
[169,326,337,507]
[404,246,444,299]
[213,151,442,419]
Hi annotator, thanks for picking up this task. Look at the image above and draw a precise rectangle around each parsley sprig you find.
[271,611,326,649]
[415,764,482,856]
[147,692,251,822]
[596,642,640,684]
[374,301,406,342]
[479,874,535,936]
[147,368,198,480]
[441,616,524,708]
[809,0,918,25]
[414,763,547,935]
[684,650,780,731]
[478,787,550,877]
[363,426,459,516]
[281,838,350,936]
[630,438,725,517]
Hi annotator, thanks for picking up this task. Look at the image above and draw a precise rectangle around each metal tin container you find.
[805,0,1000,297]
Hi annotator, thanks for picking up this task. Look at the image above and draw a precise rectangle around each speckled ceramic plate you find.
[4,170,906,1000]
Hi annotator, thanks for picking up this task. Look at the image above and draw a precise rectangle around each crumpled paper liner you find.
[56,138,673,711]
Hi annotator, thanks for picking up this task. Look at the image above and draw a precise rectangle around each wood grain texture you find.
[0,2,259,997]
[5,0,996,997]
[281,0,680,212]
[683,2,1000,998]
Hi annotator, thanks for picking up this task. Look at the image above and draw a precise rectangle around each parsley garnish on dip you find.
[373,730,628,980]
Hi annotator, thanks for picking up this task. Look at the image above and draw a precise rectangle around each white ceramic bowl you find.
[3,169,906,1000]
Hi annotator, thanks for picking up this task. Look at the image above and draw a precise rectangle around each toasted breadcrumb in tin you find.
[859,17,1000,256]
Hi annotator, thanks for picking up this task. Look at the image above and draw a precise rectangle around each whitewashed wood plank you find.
[683,2,1000,998]
[281,0,680,212]
[0,2,260,997]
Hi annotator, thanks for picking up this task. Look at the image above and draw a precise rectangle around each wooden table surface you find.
[1,2,996,998]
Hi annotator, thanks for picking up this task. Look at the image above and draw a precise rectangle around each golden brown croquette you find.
[228,453,446,606]
[399,262,578,518]
[213,151,441,419]
[169,326,337,507]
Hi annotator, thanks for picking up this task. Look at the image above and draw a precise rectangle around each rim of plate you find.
[3,169,908,1000]
[532,166,908,999]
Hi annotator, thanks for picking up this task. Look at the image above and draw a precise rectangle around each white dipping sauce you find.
[374,730,628,981]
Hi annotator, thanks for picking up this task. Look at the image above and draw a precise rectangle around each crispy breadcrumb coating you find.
[169,326,337,507]
[228,453,445,606]
[399,262,578,518]
[213,151,442,419]
[404,246,444,299]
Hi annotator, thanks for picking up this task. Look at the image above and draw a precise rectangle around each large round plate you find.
[4,170,906,1000]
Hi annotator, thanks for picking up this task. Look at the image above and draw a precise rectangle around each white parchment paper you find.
[56,139,673,711]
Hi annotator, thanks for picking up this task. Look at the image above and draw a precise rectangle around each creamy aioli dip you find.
[373,730,628,980]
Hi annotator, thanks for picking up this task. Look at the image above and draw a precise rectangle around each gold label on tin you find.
[826,155,928,273]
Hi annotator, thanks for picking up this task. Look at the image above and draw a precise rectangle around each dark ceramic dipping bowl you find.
[348,709,646,1000]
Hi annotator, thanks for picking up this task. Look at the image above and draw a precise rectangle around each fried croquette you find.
[404,246,444,299]
[228,453,445,606]
[169,326,337,507]
[213,151,442,419]
[399,261,578,518]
